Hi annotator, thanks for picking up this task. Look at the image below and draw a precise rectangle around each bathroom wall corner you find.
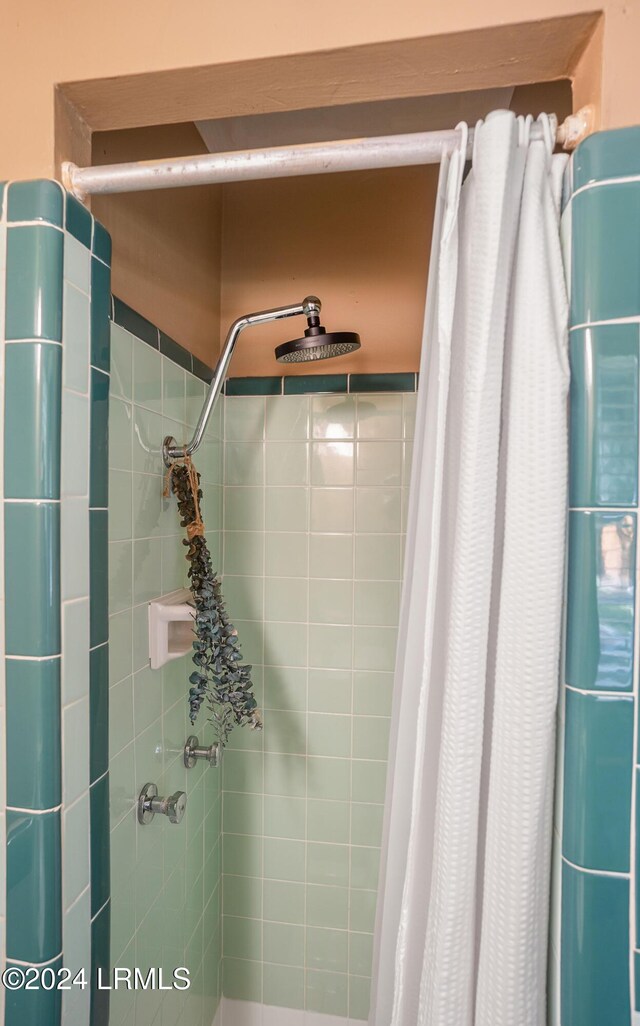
[0,179,111,1026]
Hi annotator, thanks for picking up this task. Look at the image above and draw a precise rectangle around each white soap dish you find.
[148,588,196,669]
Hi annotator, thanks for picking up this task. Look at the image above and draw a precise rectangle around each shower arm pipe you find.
[163,296,320,464]
[62,108,593,200]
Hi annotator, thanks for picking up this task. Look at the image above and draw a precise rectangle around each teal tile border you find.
[113,296,159,348]
[5,225,63,341]
[227,376,283,396]
[90,368,109,509]
[90,902,110,1026]
[4,502,60,657]
[569,324,639,508]
[6,809,62,963]
[65,193,92,248]
[561,128,640,1024]
[6,658,61,811]
[89,644,109,784]
[562,690,633,872]
[561,861,630,1026]
[565,511,636,692]
[571,183,640,326]
[349,372,417,392]
[4,341,62,500]
[573,127,640,191]
[5,956,63,1026]
[284,374,348,395]
[89,773,110,916]
[1,181,112,1025]
[93,221,112,267]
[7,179,64,227]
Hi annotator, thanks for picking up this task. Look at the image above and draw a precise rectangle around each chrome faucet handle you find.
[137,782,187,825]
[184,735,221,769]
[164,790,187,824]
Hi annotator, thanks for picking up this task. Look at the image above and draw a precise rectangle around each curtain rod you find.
[62,108,592,201]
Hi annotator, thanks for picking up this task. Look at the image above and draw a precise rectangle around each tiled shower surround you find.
[220,385,415,1019]
[557,126,640,1026]
[108,294,415,1023]
[107,310,223,1026]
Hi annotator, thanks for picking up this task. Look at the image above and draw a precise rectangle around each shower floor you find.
[215,998,356,1025]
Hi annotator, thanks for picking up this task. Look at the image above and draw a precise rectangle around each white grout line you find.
[572,175,640,199]
[564,682,634,699]
[561,853,630,880]
[6,803,62,815]
[570,316,640,333]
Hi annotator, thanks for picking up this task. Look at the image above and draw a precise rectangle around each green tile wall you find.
[558,127,640,1026]
[220,390,414,1019]
[0,179,112,1026]
[107,320,223,1026]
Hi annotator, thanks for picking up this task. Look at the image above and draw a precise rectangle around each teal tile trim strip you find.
[561,128,640,1024]
[227,375,283,396]
[226,372,418,395]
[87,204,112,1026]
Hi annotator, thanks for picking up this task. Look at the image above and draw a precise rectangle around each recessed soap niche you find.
[149,588,195,669]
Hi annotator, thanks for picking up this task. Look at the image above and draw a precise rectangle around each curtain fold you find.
[370,110,569,1026]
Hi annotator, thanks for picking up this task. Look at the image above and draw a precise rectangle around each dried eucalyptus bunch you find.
[167,459,262,748]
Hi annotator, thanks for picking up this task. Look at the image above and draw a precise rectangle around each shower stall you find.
[1,40,638,1024]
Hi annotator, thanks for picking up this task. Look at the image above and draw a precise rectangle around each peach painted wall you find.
[1,1,639,182]
[219,166,438,377]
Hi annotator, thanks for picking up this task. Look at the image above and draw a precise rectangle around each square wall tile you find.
[265,486,309,533]
[64,233,91,294]
[265,395,309,440]
[264,964,304,1009]
[265,441,309,486]
[305,968,348,1016]
[311,396,356,439]
[63,282,90,394]
[311,442,354,487]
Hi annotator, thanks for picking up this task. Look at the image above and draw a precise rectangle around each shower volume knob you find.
[137,782,187,825]
[184,735,221,769]
[165,791,187,824]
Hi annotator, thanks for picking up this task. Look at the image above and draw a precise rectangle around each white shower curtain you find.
[370,111,569,1026]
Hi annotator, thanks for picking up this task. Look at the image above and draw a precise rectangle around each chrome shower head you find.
[275,296,360,363]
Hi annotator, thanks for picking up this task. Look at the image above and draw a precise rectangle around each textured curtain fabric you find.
[370,111,569,1026]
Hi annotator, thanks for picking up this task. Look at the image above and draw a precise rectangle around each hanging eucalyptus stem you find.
[165,458,262,748]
